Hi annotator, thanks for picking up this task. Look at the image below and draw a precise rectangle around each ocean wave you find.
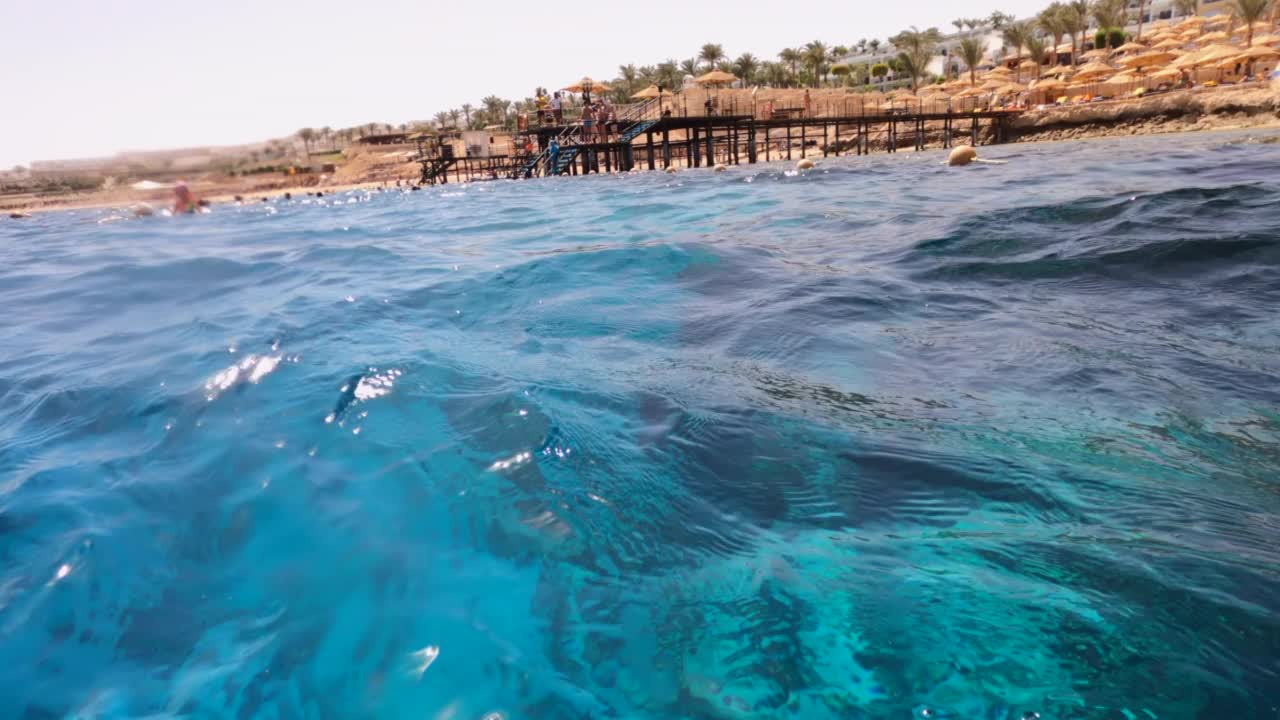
[1,130,1278,718]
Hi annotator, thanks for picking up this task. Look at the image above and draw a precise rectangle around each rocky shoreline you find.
[1008,85,1280,143]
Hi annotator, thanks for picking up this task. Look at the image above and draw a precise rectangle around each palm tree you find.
[1067,0,1091,57]
[1026,36,1047,80]
[869,38,882,53]
[1134,0,1148,39]
[958,36,985,85]
[433,111,450,128]
[656,60,681,89]
[890,26,942,92]
[779,48,802,84]
[680,57,699,78]
[448,109,461,127]
[989,11,1016,28]
[1233,0,1271,45]
[460,104,473,128]
[296,128,315,158]
[1039,3,1067,66]
[1174,0,1198,16]
[1092,0,1127,33]
[761,61,790,87]
[618,64,640,94]
[1002,21,1029,81]
[953,18,966,33]
[732,53,760,84]
[699,43,725,71]
[1057,2,1085,65]
[804,40,829,87]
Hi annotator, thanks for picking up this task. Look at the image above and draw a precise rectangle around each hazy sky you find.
[1,0,1049,168]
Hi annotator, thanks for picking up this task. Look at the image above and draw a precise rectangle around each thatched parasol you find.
[1233,21,1273,36]
[563,77,611,93]
[1072,61,1115,80]
[1197,31,1230,43]
[1111,41,1148,54]
[630,84,662,100]
[1231,44,1280,62]
[694,70,739,86]
[1153,38,1183,49]
[1121,51,1180,68]
[1081,48,1110,60]
[1251,33,1280,45]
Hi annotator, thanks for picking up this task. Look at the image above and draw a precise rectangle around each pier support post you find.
[786,125,792,161]
[647,132,655,170]
[705,118,714,166]
[748,122,757,164]
[662,127,671,168]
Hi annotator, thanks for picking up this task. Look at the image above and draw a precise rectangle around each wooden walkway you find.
[420,109,1022,183]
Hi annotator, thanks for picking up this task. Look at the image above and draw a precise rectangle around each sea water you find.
[1,132,1278,720]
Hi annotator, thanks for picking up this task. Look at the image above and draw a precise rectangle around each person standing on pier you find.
[552,93,564,125]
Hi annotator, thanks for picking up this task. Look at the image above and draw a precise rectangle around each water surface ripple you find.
[2,132,1279,720]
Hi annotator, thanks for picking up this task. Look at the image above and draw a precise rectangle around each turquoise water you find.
[2,132,1279,719]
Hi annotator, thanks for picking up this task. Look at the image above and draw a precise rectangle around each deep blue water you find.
[2,131,1279,720]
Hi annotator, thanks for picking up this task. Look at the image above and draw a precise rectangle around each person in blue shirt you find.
[548,138,561,176]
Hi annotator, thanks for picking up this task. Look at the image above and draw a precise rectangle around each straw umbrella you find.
[694,70,739,86]
[1112,41,1149,54]
[1197,31,1230,43]
[1205,15,1231,27]
[1231,43,1280,74]
[1252,33,1280,45]
[1073,61,1116,80]
[1081,49,1110,61]
[630,84,662,100]
[1153,38,1183,50]
[564,77,611,103]
[1122,51,1180,69]
[1195,43,1251,65]
[1233,21,1272,37]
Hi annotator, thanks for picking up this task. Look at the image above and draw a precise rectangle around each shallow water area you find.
[1,131,1279,719]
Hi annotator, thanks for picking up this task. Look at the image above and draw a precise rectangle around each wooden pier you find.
[418,106,1021,184]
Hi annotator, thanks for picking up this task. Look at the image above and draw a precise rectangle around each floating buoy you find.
[948,145,978,166]
[796,159,815,171]
[713,163,727,172]
[8,211,31,219]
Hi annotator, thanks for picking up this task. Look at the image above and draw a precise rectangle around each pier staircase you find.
[516,97,661,179]
[619,119,658,144]
[419,157,456,185]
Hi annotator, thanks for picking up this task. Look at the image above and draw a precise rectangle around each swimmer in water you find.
[173,181,198,214]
